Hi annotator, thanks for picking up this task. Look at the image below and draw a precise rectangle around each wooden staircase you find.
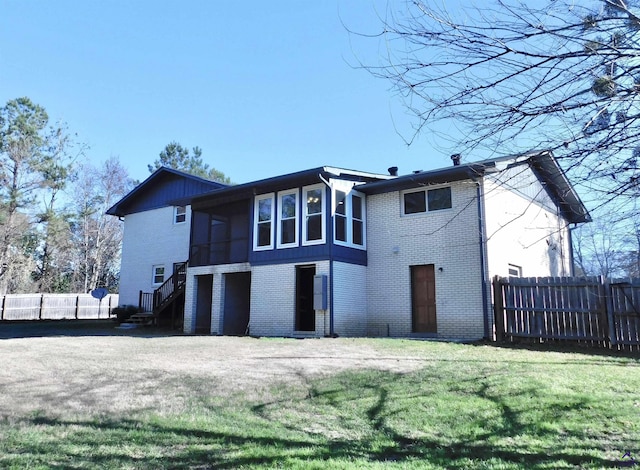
[138,262,187,328]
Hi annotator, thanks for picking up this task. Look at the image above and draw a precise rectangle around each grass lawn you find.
[0,330,639,469]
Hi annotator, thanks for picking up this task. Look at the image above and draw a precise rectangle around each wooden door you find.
[411,265,437,333]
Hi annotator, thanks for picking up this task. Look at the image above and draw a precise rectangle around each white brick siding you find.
[183,261,331,337]
[332,262,367,337]
[366,181,486,340]
[119,206,192,307]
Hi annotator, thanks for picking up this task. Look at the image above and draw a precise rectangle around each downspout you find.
[568,224,576,277]
[329,235,335,337]
[319,174,335,337]
[475,179,491,340]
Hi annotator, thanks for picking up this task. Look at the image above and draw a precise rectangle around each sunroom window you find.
[277,189,298,248]
[253,193,275,250]
[303,184,325,245]
[333,188,366,249]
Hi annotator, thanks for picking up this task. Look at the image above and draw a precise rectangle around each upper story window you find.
[174,205,187,224]
[302,184,325,245]
[402,186,452,215]
[333,188,366,249]
[152,265,165,285]
[253,193,275,250]
[277,189,299,248]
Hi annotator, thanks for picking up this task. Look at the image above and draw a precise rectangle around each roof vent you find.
[388,166,398,176]
[451,154,461,166]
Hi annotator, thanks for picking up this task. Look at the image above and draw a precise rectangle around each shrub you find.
[112,305,140,323]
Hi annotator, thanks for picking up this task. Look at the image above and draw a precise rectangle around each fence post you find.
[602,276,616,346]
[39,294,45,320]
[75,295,80,319]
[493,275,505,342]
[1,295,4,320]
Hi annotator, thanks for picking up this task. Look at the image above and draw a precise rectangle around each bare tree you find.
[70,157,133,293]
[358,0,640,207]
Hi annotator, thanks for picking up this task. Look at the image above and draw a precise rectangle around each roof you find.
[191,166,392,210]
[358,151,591,224]
[106,167,228,217]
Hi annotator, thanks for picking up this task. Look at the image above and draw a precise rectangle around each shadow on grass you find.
[2,352,638,468]
[9,381,627,470]
[0,319,180,339]
[479,340,640,361]
[3,383,631,469]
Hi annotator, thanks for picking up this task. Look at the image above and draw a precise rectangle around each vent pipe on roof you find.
[388,166,398,176]
[451,154,461,166]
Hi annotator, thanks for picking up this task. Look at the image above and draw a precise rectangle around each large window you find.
[277,189,299,248]
[253,193,275,250]
[152,265,165,285]
[402,186,452,215]
[302,184,325,245]
[333,188,366,249]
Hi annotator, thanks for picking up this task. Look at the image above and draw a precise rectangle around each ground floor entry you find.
[411,264,437,334]
[223,272,251,335]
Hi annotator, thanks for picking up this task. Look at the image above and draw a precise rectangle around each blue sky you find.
[0,0,462,184]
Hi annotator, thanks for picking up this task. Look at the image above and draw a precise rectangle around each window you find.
[333,188,366,249]
[253,193,275,250]
[404,191,426,214]
[402,186,452,215]
[335,190,347,242]
[302,184,325,245]
[277,189,299,248]
[352,194,364,246]
[428,187,452,211]
[152,265,165,285]
[508,264,522,277]
[174,205,187,224]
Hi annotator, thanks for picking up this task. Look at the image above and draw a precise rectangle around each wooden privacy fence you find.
[493,276,640,349]
[0,293,119,321]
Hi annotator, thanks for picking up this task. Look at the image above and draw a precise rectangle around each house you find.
[108,150,590,340]
[106,167,226,320]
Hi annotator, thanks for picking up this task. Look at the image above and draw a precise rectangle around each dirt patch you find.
[0,323,428,419]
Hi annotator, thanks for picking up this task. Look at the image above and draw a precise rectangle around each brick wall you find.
[183,261,331,336]
[119,205,191,307]
[250,261,330,337]
[365,180,486,340]
[332,262,367,337]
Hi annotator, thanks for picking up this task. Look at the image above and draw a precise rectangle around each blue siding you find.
[333,245,367,266]
[109,168,224,216]
[125,175,220,214]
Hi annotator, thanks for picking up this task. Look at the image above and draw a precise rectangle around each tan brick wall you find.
[332,262,367,337]
[365,181,486,340]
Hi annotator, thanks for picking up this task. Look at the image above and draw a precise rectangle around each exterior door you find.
[195,274,213,334]
[295,265,316,332]
[411,264,437,333]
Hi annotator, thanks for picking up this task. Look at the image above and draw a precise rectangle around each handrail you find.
[153,261,187,313]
